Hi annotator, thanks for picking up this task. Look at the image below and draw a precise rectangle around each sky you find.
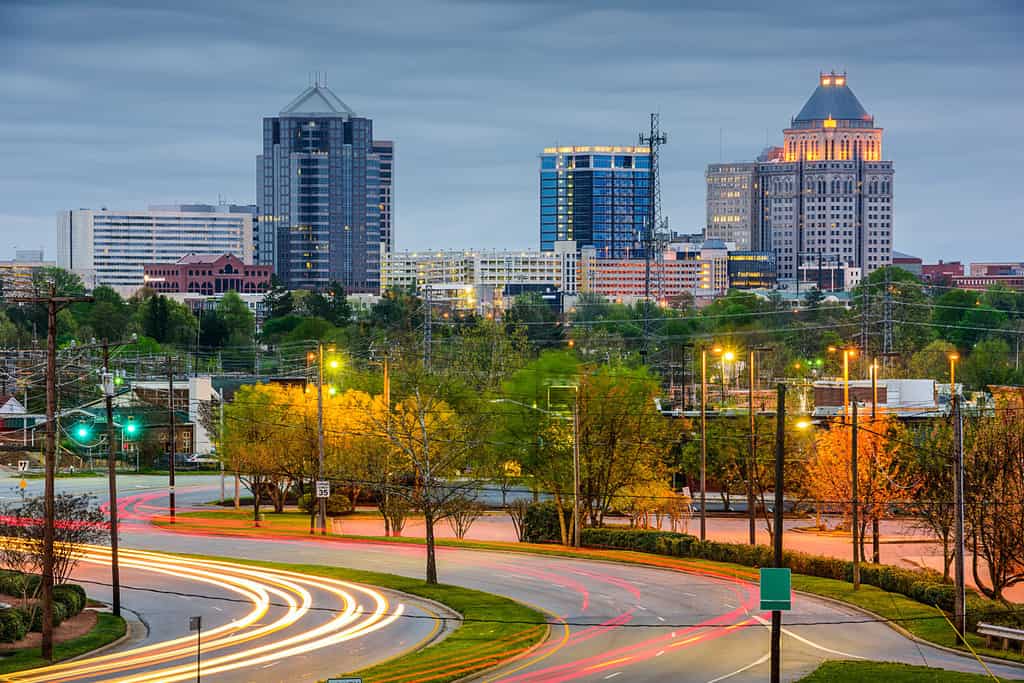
[2,0,1022,263]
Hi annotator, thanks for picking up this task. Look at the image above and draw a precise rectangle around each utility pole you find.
[167,355,176,524]
[952,391,966,638]
[6,285,92,660]
[102,341,121,617]
[699,348,708,541]
[382,350,391,537]
[871,359,880,564]
[423,285,432,370]
[572,390,581,548]
[316,343,327,535]
[851,400,860,590]
[748,347,771,545]
[638,113,667,364]
[770,383,787,683]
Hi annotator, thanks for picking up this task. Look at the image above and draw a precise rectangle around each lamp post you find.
[747,346,772,545]
[949,351,965,637]
[827,346,857,419]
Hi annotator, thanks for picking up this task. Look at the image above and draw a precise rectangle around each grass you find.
[175,554,547,683]
[22,471,103,479]
[798,660,1016,682]
[0,612,127,675]
[153,511,1024,667]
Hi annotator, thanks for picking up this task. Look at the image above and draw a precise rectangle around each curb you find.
[65,609,140,662]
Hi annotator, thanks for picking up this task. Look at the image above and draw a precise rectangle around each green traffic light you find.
[74,423,92,442]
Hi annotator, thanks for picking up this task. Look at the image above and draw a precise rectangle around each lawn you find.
[176,554,548,683]
[798,660,1015,682]
[0,612,126,675]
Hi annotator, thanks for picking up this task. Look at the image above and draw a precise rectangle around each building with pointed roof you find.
[257,80,393,292]
[705,72,894,282]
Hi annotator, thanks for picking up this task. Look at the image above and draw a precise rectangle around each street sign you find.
[189,615,202,631]
[18,479,26,490]
[17,460,28,472]
[759,568,792,611]
[681,486,691,498]
[315,480,330,499]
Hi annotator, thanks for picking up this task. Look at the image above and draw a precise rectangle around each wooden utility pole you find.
[167,355,176,524]
[6,285,92,660]
[102,341,121,617]
[851,400,860,590]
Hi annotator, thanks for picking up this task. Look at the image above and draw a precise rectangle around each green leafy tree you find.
[961,339,1017,391]
[907,339,958,382]
[304,281,352,326]
[505,291,563,345]
[263,276,294,319]
[87,286,132,341]
[217,290,256,345]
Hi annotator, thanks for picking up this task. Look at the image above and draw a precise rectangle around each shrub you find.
[297,491,353,517]
[54,584,86,617]
[0,572,40,598]
[522,502,571,543]
[0,608,28,643]
[19,601,67,632]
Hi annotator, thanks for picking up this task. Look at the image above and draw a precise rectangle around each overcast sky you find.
[2,0,1022,263]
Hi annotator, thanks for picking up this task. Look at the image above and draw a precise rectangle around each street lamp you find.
[827,346,857,419]
[948,352,959,395]
[746,346,772,545]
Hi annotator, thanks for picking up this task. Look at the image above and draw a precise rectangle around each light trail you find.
[3,544,409,683]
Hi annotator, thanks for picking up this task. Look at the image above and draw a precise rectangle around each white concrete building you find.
[57,206,253,294]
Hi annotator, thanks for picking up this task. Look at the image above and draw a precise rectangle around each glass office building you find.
[539,146,651,258]
[258,82,383,292]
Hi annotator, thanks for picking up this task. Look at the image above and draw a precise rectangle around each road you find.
[5,473,1024,682]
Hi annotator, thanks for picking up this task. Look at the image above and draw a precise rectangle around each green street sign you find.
[759,568,792,611]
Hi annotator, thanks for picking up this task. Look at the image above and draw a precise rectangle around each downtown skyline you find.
[2,0,1022,263]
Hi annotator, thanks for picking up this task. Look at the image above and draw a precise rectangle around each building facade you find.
[373,140,395,255]
[57,207,252,294]
[0,250,55,298]
[142,253,272,295]
[705,163,759,250]
[258,82,390,293]
[706,72,894,282]
[579,240,730,302]
[539,146,651,258]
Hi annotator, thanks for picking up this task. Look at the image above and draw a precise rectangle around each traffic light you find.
[123,417,140,440]
[72,422,93,443]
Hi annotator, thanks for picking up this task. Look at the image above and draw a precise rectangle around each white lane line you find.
[683,592,697,598]
[655,650,666,657]
[657,616,665,622]
[604,672,622,679]
[706,653,769,683]
[752,615,865,659]
[723,603,735,608]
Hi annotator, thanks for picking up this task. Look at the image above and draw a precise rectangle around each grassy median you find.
[174,554,547,683]
[798,660,1015,682]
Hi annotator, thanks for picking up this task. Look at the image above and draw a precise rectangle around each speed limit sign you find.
[315,480,330,499]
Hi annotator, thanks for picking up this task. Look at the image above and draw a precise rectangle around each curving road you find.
[5,474,1024,682]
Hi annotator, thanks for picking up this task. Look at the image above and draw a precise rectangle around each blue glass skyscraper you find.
[258,81,384,292]
[539,146,650,258]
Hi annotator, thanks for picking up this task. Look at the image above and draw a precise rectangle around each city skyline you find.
[3,0,1022,263]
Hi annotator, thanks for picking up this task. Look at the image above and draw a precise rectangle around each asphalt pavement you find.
[4,473,1024,682]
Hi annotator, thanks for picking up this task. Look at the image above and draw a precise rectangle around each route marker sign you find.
[17,460,28,472]
[759,568,792,611]
[316,480,330,499]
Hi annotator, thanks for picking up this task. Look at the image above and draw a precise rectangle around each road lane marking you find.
[604,672,622,679]
[585,656,633,671]
[706,653,770,683]
[752,614,865,659]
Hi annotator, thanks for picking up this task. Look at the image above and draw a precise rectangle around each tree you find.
[217,290,256,345]
[370,370,494,584]
[0,494,106,625]
[964,388,1024,602]
[221,384,290,524]
[961,338,1017,391]
[909,419,956,580]
[87,286,131,341]
[807,413,914,560]
[304,281,352,326]
[907,339,959,381]
[681,417,746,512]
[505,292,563,345]
[263,276,294,319]
[140,295,197,345]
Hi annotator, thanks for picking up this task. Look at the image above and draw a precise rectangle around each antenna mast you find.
[639,113,668,363]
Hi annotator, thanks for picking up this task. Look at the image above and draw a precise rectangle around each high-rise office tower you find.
[539,146,651,258]
[258,80,389,292]
[373,140,395,255]
[705,163,759,250]
[705,72,894,280]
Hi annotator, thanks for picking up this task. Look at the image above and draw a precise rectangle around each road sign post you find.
[17,460,28,472]
[189,616,201,682]
[759,568,792,611]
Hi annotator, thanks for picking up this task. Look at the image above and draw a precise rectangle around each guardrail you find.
[977,622,1024,653]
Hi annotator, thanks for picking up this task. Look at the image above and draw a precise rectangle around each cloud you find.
[2,0,1022,262]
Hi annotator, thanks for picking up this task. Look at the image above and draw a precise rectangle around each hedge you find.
[580,527,1022,633]
[54,584,86,617]
[0,609,28,643]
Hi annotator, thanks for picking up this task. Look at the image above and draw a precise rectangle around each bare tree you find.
[444,495,484,540]
[505,498,529,542]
